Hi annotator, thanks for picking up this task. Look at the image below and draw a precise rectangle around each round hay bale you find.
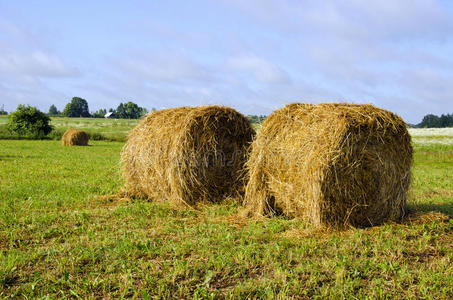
[121,105,255,205]
[61,128,89,146]
[243,103,413,228]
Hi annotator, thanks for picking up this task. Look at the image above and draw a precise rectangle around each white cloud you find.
[114,50,209,83]
[343,0,451,40]
[223,0,451,41]
[0,17,76,78]
[0,51,79,78]
[228,55,290,84]
[1,0,453,123]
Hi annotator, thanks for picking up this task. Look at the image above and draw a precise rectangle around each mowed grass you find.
[0,139,452,298]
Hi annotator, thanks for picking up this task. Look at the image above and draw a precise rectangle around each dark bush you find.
[7,105,53,138]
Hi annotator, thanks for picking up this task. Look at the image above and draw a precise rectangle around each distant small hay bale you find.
[243,103,413,228]
[121,105,255,206]
[61,128,89,146]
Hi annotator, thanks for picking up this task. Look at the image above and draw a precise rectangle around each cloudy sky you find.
[1,0,453,123]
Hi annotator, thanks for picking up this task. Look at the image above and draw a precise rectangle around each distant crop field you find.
[409,128,453,145]
[0,125,452,298]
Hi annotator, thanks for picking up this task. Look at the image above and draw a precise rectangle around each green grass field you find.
[0,125,452,298]
[0,116,262,141]
[0,115,139,141]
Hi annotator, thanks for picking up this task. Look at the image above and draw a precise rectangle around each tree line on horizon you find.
[46,97,267,123]
[2,99,453,127]
[413,113,453,128]
[48,97,150,119]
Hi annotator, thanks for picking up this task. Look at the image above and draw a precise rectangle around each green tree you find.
[247,114,267,124]
[439,114,453,127]
[116,103,126,118]
[63,97,90,117]
[418,114,440,128]
[7,105,53,137]
[0,105,7,115]
[115,101,147,119]
[92,108,107,118]
[48,104,60,116]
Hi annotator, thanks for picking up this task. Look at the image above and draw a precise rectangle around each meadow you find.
[0,116,262,141]
[0,116,139,141]
[0,119,452,298]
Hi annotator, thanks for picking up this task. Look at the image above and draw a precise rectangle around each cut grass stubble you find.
[0,139,452,298]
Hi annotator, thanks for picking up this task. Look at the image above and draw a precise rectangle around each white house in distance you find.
[104,111,115,119]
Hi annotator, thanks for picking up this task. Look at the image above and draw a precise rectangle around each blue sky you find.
[1,0,453,123]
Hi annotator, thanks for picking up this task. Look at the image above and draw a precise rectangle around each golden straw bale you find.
[121,106,254,206]
[243,103,413,228]
[61,128,89,146]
